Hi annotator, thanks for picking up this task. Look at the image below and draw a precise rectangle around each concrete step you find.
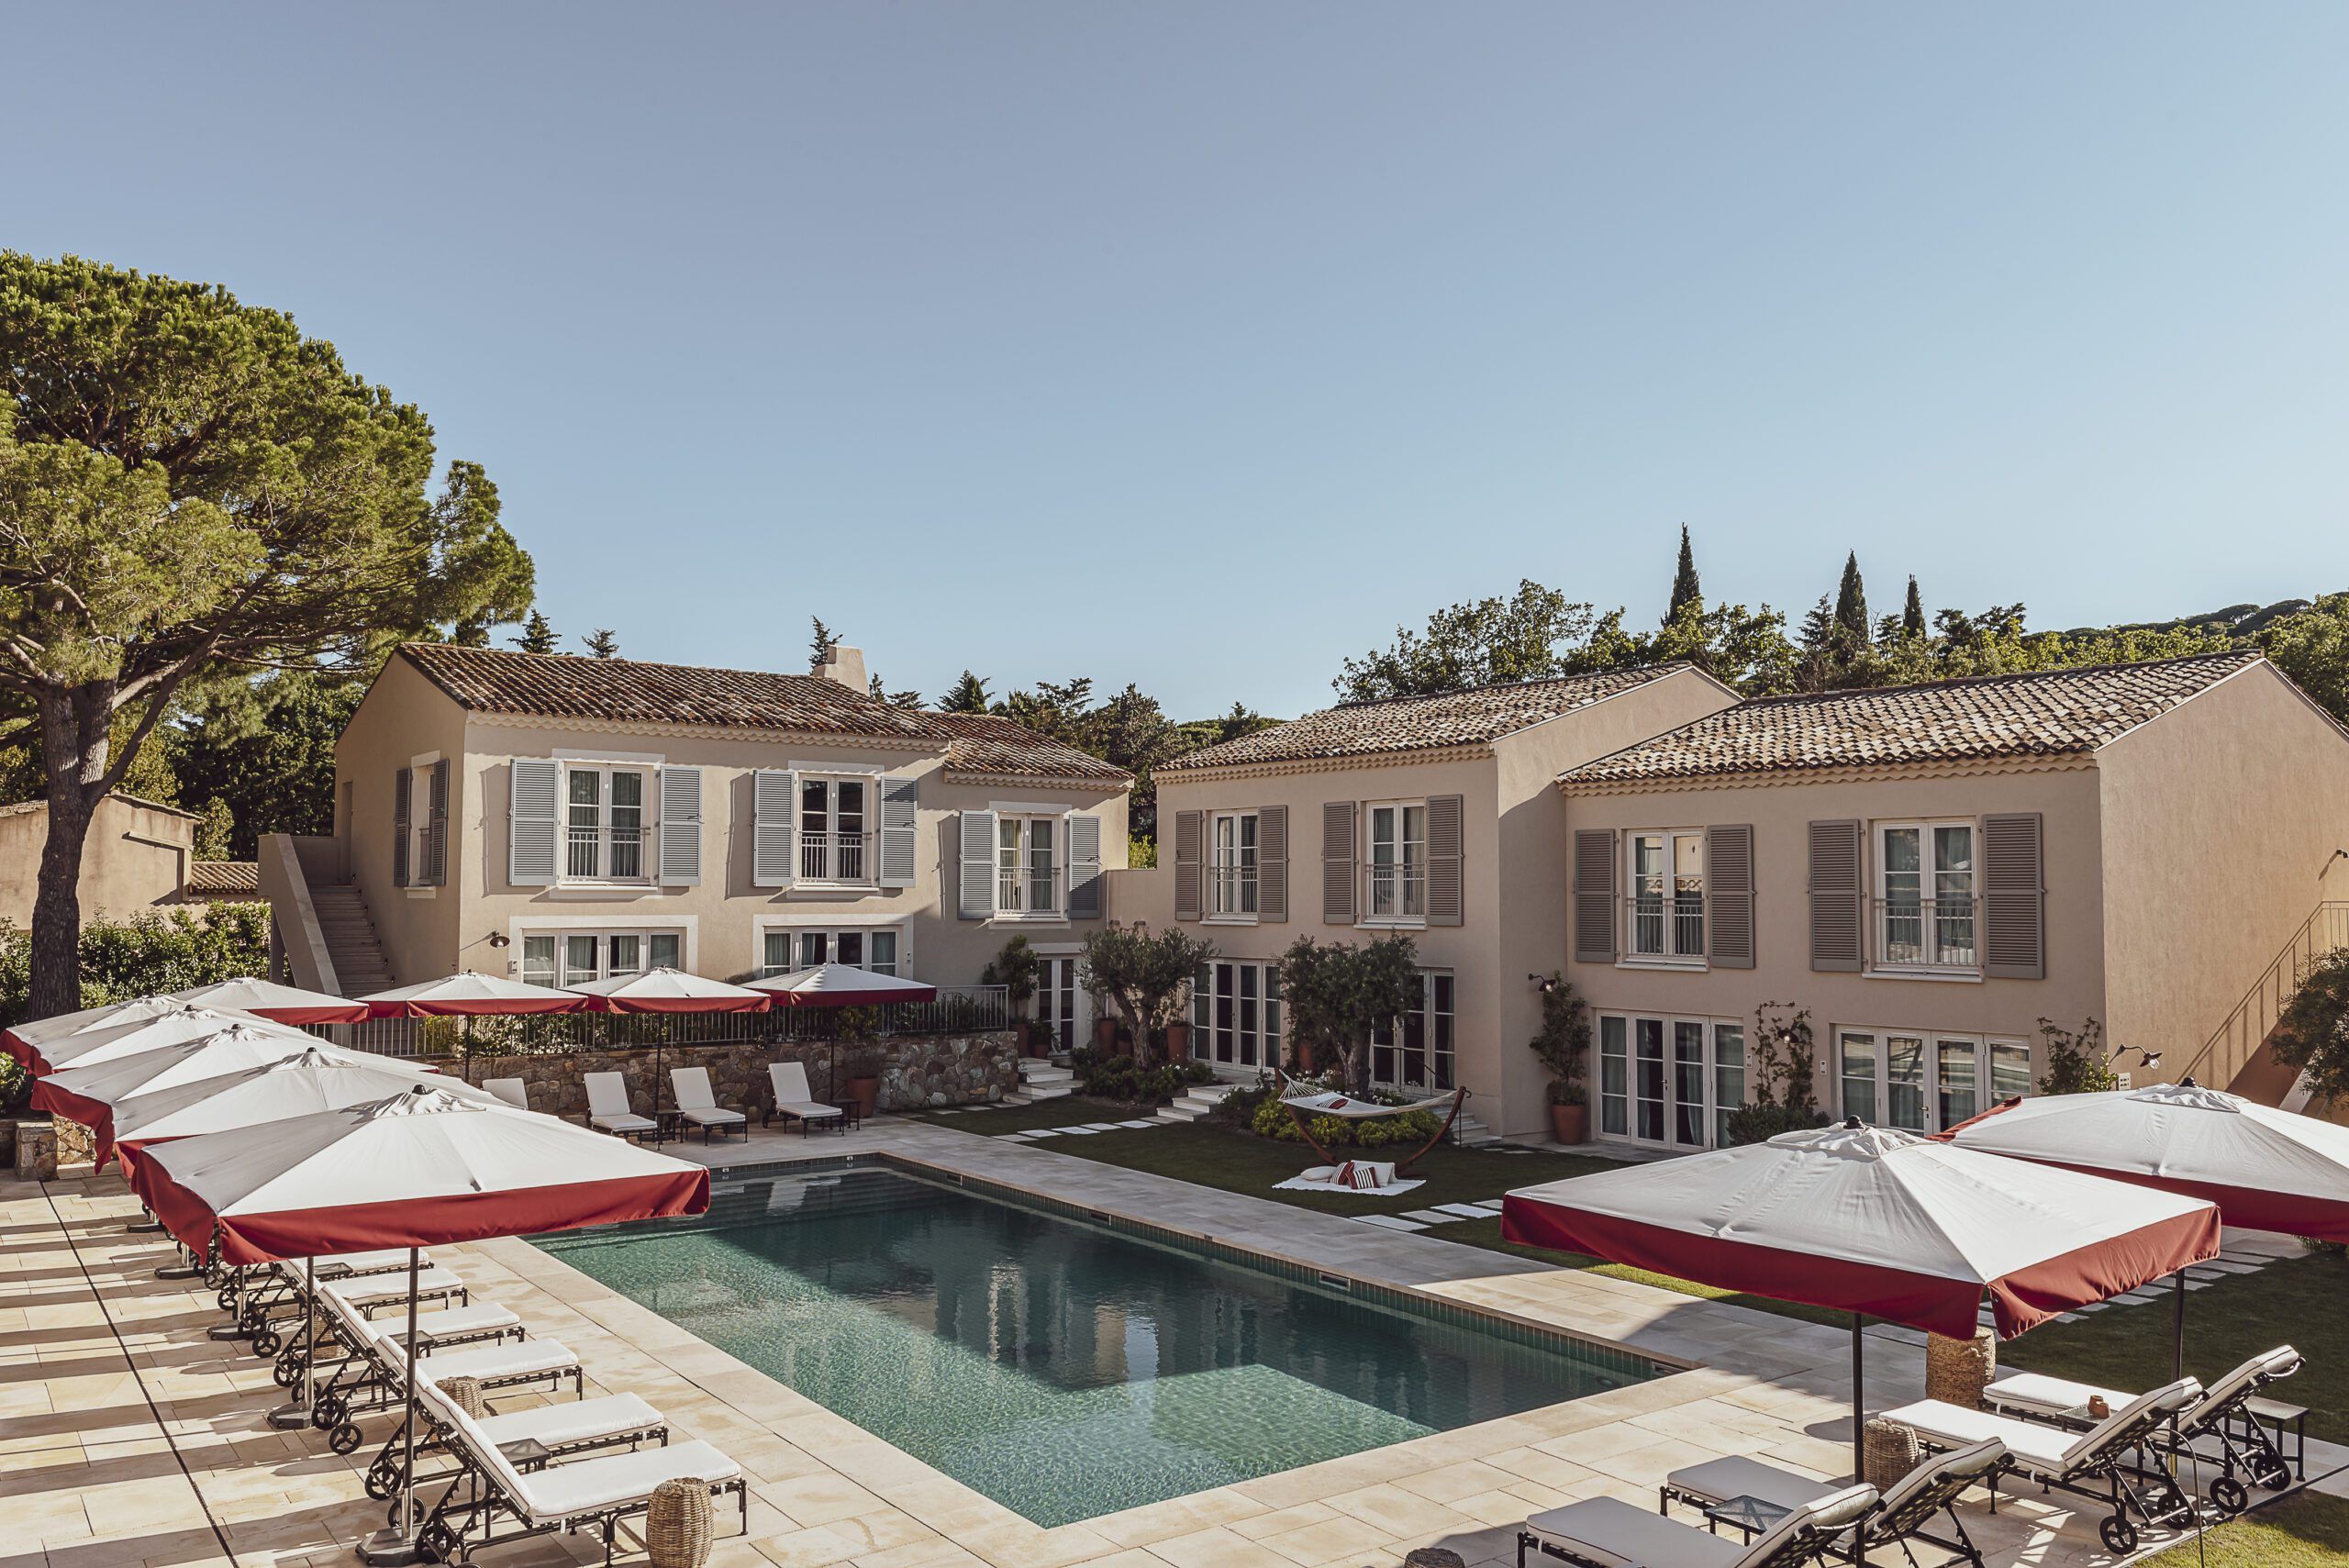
[1003,1084,1074,1106]
[1157,1084,1241,1123]
[1018,1062,1075,1085]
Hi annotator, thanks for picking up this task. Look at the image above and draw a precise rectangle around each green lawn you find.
[2193,1491,2349,1565]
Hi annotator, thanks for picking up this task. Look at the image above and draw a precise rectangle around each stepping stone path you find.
[1351,1214,1431,1232]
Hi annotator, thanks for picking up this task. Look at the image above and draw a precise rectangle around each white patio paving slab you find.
[0,1113,2284,1568]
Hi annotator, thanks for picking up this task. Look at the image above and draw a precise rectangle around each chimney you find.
[815,643,868,693]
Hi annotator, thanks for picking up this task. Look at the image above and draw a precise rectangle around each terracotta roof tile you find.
[395,643,1122,784]
[1558,651,2264,786]
[1163,666,1687,773]
[185,861,261,896]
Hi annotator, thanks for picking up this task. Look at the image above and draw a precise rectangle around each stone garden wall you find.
[441,1031,1018,1120]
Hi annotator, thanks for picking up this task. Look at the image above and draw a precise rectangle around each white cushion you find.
[1525,1498,1744,1568]
[476,1393,662,1451]
[512,1440,740,1523]
[1878,1399,2078,1477]
[326,1267,466,1306]
[774,1100,840,1118]
[482,1077,530,1110]
[1982,1369,2115,1418]
[1666,1454,1842,1513]
[410,1338,576,1389]
[281,1248,424,1279]
[361,1303,518,1344]
[680,1106,746,1126]
[584,1073,639,1120]
[770,1062,817,1103]
[592,1112,657,1133]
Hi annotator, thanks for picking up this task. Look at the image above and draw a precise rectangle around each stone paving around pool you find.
[5,1117,2343,1568]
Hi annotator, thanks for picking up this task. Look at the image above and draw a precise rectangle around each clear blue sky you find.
[12,4,2347,717]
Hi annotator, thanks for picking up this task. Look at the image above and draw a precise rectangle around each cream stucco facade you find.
[0,795,200,929]
[328,653,1130,1006]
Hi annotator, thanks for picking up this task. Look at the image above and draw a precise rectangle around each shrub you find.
[1278,932,1421,1095]
[1723,1101,1831,1147]
[978,936,1041,1021]
[0,1055,24,1116]
[1526,974,1590,1106]
[2271,949,2349,1110]
[2037,1016,2120,1095]
[0,904,271,1028]
[1248,1087,1440,1148]
[1071,1048,1210,1106]
[1209,1076,1275,1129]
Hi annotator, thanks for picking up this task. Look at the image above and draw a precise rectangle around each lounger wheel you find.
[364,1458,397,1500]
[2208,1475,2249,1518]
[271,1358,301,1388]
[328,1421,363,1455]
[2099,1516,2139,1555]
[214,1284,238,1312]
[415,1520,461,1563]
[313,1393,347,1429]
[250,1329,281,1358]
[2254,1453,2293,1493]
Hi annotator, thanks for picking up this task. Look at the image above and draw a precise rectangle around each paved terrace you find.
[5,1118,2335,1568]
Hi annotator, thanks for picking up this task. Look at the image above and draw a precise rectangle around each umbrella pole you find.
[267,1254,314,1429]
[1851,1313,1866,1483]
[2173,1269,2187,1382]
[358,1247,424,1565]
[653,1025,666,1146]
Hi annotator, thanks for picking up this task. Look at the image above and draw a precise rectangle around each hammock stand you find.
[1275,1073,1469,1175]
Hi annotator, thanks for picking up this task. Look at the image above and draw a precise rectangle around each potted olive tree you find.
[1079,922,1215,1068]
[1276,933,1420,1096]
[1526,972,1591,1143]
[980,935,1044,1054]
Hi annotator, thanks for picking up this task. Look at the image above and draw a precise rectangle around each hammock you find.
[1275,1073,1468,1174]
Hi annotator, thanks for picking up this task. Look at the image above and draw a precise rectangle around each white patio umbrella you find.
[170,977,373,1026]
[26,1005,311,1077]
[1502,1120,2221,1476]
[6,995,239,1073]
[129,1084,708,1563]
[567,967,770,1145]
[359,971,589,1087]
[1949,1080,2349,1373]
[746,964,939,1114]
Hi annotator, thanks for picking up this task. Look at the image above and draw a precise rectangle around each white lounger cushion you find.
[482,1077,530,1110]
[475,1393,662,1451]
[279,1248,429,1279]
[671,1067,742,1119]
[585,1073,655,1132]
[411,1338,577,1388]
[516,1440,740,1525]
[679,1105,747,1127]
[1667,1454,1845,1513]
[768,1062,840,1118]
[1987,1347,2298,1435]
[1883,1378,2198,1479]
[325,1267,467,1306]
[359,1303,518,1344]
[1527,1497,1747,1568]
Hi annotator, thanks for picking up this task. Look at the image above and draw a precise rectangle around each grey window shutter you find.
[1257,806,1288,922]
[1426,794,1464,927]
[1172,809,1203,921]
[392,767,412,888]
[658,766,702,887]
[876,776,918,888]
[751,769,797,888]
[959,809,997,918]
[1808,819,1865,973]
[1572,828,1616,962]
[1321,800,1358,926]
[507,759,559,886]
[1067,813,1104,918]
[425,759,451,887]
[1982,812,2046,980]
[1706,823,1754,970]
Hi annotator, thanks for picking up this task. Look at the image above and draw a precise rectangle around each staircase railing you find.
[257,833,342,995]
[2176,899,2349,1093]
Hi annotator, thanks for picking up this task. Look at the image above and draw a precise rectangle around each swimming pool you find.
[532,1163,1657,1527]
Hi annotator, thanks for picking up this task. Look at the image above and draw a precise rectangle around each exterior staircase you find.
[1156,1082,1239,1124]
[308,883,394,995]
[2176,899,2349,1114]
[1004,1060,1074,1106]
[1450,1108,1500,1147]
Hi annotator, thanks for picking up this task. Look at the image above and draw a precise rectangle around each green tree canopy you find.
[582,628,618,659]
[1666,525,1701,623]
[510,609,560,654]
[941,670,992,712]
[1277,932,1421,1095]
[1336,580,1597,701]
[0,252,534,1015]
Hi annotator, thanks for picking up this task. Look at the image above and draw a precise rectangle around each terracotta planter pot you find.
[844,1076,881,1118]
[1163,1022,1192,1062]
[1094,1017,1119,1051]
[1548,1101,1589,1145]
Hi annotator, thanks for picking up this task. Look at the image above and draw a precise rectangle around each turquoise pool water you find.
[532,1165,1653,1526]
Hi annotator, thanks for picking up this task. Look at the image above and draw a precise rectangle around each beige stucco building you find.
[293,643,1130,1036]
[1558,652,2349,1151]
[1133,666,1740,1139]
[0,794,203,928]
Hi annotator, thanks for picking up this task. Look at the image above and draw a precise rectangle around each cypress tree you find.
[1832,552,1869,647]
[1902,577,1926,641]
[510,609,560,654]
[1666,524,1702,623]
[582,628,619,659]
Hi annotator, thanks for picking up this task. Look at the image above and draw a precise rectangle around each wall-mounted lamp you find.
[485,931,511,950]
[2113,1045,2163,1074]
[1528,973,1557,993]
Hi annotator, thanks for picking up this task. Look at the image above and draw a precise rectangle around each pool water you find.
[532,1166,1651,1526]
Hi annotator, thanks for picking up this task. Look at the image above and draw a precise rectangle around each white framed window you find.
[551,928,683,985]
[1362,801,1427,924]
[1627,830,1704,960]
[759,927,902,978]
[1837,1027,2032,1131]
[1191,960,1282,1071]
[404,763,433,891]
[1597,1012,1745,1150]
[1369,971,1454,1091]
[1876,821,1976,970]
[562,763,654,884]
[996,815,1059,916]
[1209,811,1259,919]
[797,775,873,884]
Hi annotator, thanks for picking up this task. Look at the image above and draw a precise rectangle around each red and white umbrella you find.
[744,962,937,1008]
[358,971,590,1018]
[567,966,771,1014]
[35,1021,432,1169]
[171,977,372,1027]
[6,995,216,1072]
[23,1006,309,1077]
[1503,1121,2220,1475]
[111,1048,499,1178]
[130,1084,708,1557]
[1947,1081,2349,1243]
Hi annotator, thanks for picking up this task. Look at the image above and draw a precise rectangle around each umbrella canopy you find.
[359,971,590,1018]
[567,966,771,1015]
[29,1006,314,1078]
[4,995,217,1071]
[171,977,373,1026]
[35,1023,434,1169]
[130,1083,708,1263]
[111,1048,501,1177]
[1947,1081,2349,1242]
[1502,1121,2220,1341]
[744,962,938,1008]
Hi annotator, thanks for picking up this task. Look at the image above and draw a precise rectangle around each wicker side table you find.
[646,1477,714,1568]
[1925,1329,1997,1407]
[1863,1417,1921,1491]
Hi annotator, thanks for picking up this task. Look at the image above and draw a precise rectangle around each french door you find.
[1598,1013,1745,1150]
[1035,957,1089,1054]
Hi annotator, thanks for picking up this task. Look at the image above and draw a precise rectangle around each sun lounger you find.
[410,1382,745,1568]
[306,1277,581,1451]
[1664,1439,2004,1567]
[482,1076,530,1110]
[764,1061,846,1136]
[670,1066,748,1142]
[373,1380,670,1506]
[584,1072,657,1140]
[1520,1482,1876,1567]
[1983,1346,2302,1515]
[1879,1377,2201,1555]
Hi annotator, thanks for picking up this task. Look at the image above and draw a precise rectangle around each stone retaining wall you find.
[440,1032,1018,1119]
